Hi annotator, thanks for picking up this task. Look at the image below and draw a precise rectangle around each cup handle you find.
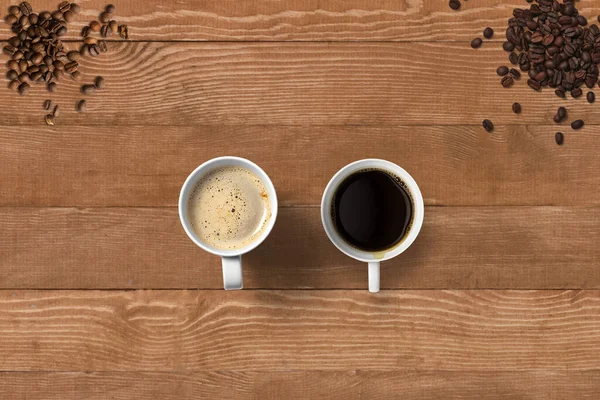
[222,256,243,290]
[368,261,380,293]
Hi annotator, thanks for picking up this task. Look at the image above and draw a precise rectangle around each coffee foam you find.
[187,166,271,250]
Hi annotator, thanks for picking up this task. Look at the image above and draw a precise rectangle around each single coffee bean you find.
[555,89,566,98]
[7,60,19,71]
[70,3,80,14]
[483,27,494,39]
[587,91,595,103]
[56,26,67,37]
[501,75,514,88]
[80,44,90,56]
[67,50,80,62]
[509,68,521,79]
[89,45,100,57]
[52,105,60,117]
[58,1,70,12]
[63,10,74,22]
[53,60,64,71]
[118,25,129,39]
[47,82,57,92]
[19,2,32,16]
[558,107,567,120]
[527,79,541,91]
[106,4,116,14]
[101,24,109,37]
[31,52,43,65]
[12,50,24,60]
[8,5,20,15]
[81,84,96,95]
[553,114,562,123]
[482,119,494,133]
[81,26,90,37]
[449,0,461,10]
[43,99,51,110]
[94,76,105,89]
[497,66,509,76]
[8,79,20,90]
[53,69,64,81]
[109,20,118,33]
[17,82,30,95]
[503,41,515,52]
[76,99,86,112]
[64,61,78,74]
[6,70,19,81]
[571,87,583,98]
[90,20,101,32]
[3,45,17,57]
[84,36,98,45]
[51,10,63,20]
[512,102,522,114]
[100,12,110,23]
[5,14,18,24]
[18,72,30,83]
[571,120,584,130]
[31,71,43,82]
[71,71,82,81]
[555,132,564,145]
[98,40,108,53]
[45,114,55,126]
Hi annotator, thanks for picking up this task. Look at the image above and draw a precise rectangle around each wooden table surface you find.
[2,0,600,398]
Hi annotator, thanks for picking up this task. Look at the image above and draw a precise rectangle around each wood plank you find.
[1,370,599,399]
[1,0,600,42]
[1,124,600,207]
[1,42,600,125]
[1,207,599,289]
[0,290,598,371]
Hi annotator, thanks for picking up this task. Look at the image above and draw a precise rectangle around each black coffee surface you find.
[332,169,412,252]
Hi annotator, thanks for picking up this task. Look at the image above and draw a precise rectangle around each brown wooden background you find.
[1,0,600,398]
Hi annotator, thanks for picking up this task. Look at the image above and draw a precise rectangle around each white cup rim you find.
[321,159,424,263]
[178,156,278,257]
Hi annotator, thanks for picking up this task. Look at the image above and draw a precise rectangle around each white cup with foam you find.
[179,156,278,290]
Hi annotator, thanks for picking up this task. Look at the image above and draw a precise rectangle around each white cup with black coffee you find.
[179,157,278,290]
[321,159,424,293]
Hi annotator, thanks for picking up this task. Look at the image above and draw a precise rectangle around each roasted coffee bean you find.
[98,40,108,53]
[8,5,20,16]
[497,66,509,76]
[53,69,64,80]
[45,114,55,126]
[471,37,483,49]
[17,82,30,95]
[19,60,28,73]
[109,20,118,33]
[553,113,562,123]
[571,87,583,98]
[80,44,90,56]
[84,36,97,45]
[52,105,60,117]
[90,20,101,32]
[101,24,109,37]
[6,70,19,81]
[12,50,24,60]
[482,119,494,133]
[63,10,74,22]
[118,25,128,39]
[89,45,100,57]
[64,61,78,74]
[58,1,70,12]
[19,2,32,16]
[56,26,67,36]
[81,84,96,95]
[5,14,18,24]
[8,79,20,90]
[94,76,105,89]
[509,52,518,65]
[18,72,30,83]
[7,60,19,71]
[571,120,584,129]
[53,60,64,71]
[31,52,43,65]
[555,132,564,145]
[449,0,461,10]
[501,75,514,88]
[3,45,17,57]
[81,26,90,37]
[67,50,80,62]
[30,71,43,81]
[76,99,86,112]
[527,79,542,90]
[43,99,51,110]
[483,27,494,39]
[70,3,80,14]
[51,10,63,20]
[587,91,595,103]
[100,12,110,23]
[558,107,567,120]
[71,71,82,81]
[105,4,116,14]
[512,102,522,114]
[47,82,57,92]
[503,41,515,52]
[509,68,521,79]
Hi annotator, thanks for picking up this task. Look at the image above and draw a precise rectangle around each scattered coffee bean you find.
[553,113,562,123]
[482,119,494,133]
[101,24,109,37]
[555,89,566,98]
[63,10,74,22]
[118,25,128,39]
[571,120,584,130]
[71,71,82,81]
[509,68,521,79]
[587,91,595,103]
[44,114,55,126]
[8,5,20,16]
[497,66,509,76]
[527,79,541,91]
[76,99,87,112]
[81,84,96,95]
[105,4,116,14]
[47,82,57,92]
[67,51,80,62]
[572,88,583,98]
[70,3,80,13]
[512,102,522,114]
[449,0,461,10]
[502,41,514,52]
[471,38,483,49]
[558,107,567,120]
[501,75,514,88]
[20,2,32,16]
[555,132,564,145]
[94,76,105,89]
[84,36,98,45]
[52,105,60,117]
[6,70,18,81]
[109,20,118,33]
[98,40,108,53]
[18,82,30,95]
[100,12,110,23]
[8,80,20,90]
[483,27,494,39]
[81,26,90,37]
[90,20,101,32]
[43,99,51,110]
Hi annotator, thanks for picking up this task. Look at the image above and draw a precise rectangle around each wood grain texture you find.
[1,370,599,399]
[1,125,599,207]
[1,207,599,289]
[2,42,600,125]
[0,290,598,371]
[2,0,600,41]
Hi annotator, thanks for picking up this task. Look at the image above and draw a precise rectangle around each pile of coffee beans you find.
[2,2,129,125]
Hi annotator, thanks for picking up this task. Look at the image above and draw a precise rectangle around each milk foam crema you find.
[187,166,271,250]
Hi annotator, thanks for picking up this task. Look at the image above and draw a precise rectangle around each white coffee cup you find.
[179,156,278,290]
[321,159,424,293]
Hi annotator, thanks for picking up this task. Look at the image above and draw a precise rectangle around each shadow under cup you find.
[321,159,424,292]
